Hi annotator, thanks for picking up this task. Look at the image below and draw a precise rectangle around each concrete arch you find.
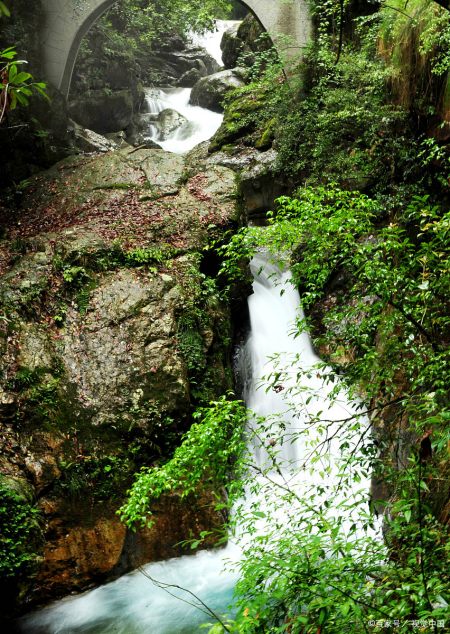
[40,0,311,97]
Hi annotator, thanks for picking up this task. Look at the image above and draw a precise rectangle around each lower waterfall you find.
[18,252,374,634]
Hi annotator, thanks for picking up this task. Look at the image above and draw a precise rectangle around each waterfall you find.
[142,87,223,154]
[18,252,374,634]
[137,20,240,155]
[190,20,241,65]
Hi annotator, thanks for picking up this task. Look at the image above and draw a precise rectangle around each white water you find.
[190,20,241,66]
[140,19,241,154]
[18,253,374,634]
[142,86,223,154]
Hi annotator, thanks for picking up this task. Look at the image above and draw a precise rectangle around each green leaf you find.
[0,2,11,17]
[340,602,351,617]
[8,63,17,80]
[1,49,16,59]
[13,71,32,84]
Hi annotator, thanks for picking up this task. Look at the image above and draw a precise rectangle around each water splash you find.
[142,87,223,154]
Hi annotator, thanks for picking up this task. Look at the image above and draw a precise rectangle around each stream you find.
[139,20,239,154]
[17,20,373,634]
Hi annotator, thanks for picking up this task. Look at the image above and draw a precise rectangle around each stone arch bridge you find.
[40,0,311,97]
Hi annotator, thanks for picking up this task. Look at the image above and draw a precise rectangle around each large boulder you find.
[221,22,243,69]
[177,68,203,88]
[0,148,240,612]
[221,14,272,70]
[68,120,119,153]
[190,69,245,113]
[139,46,220,86]
[157,108,189,140]
[68,90,138,134]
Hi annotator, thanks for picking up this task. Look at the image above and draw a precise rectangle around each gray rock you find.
[177,68,203,88]
[190,69,245,113]
[127,148,185,196]
[221,22,243,69]
[69,90,135,134]
[221,14,272,70]
[0,147,240,608]
[140,46,220,87]
[62,268,189,428]
[157,108,189,140]
[104,130,130,149]
[69,120,118,153]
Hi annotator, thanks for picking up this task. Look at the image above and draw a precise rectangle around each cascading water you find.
[18,252,374,634]
[141,87,223,154]
[190,20,241,66]
[138,20,238,154]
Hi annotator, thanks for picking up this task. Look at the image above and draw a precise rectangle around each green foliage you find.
[222,185,450,419]
[210,51,285,152]
[62,265,89,285]
[277,44,414,187]
[172,255,229,403]
[119,397,247,529]
[0,482,41,579]
[177,314,206,375]
[56,454,133,501]
[0,4,48,124]
[124,245,168,267]
[379,0,450,77]
[0,46,48,123]
[212,183,450,632]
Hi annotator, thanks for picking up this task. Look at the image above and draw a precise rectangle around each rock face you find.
[0,147,240,614]
[68,89,144,134]
[69,120,120,153]
[190,69,245,113]
[177,67,203,87]
[140,46,220,86]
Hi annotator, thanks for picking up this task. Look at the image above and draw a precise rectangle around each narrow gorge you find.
[1,1,449,633]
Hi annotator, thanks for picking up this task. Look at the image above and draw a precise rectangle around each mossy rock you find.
[209,84,274,152]
[255,117,277,150]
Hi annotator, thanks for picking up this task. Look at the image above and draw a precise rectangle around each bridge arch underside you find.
[41,0,310,97]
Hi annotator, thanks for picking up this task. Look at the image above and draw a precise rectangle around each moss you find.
[54,454,134,502]
[209,84,274,152]
[255,117,277,150]
[92,182,134,191]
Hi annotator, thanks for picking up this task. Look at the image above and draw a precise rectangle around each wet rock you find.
[157,108,189,140]
[131,137,163,150]
[221,22,243,69]
[0,147,240,610]
[62,268,189,429]
[190,69,245,113]
[187,144,290,218]
[177,68,203,87]
[69,120,119,154]
[68,90,136,134]
[140,46,219,86]
[104,131,129,149]
[221,14,271,70]
[172,47,220,76]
